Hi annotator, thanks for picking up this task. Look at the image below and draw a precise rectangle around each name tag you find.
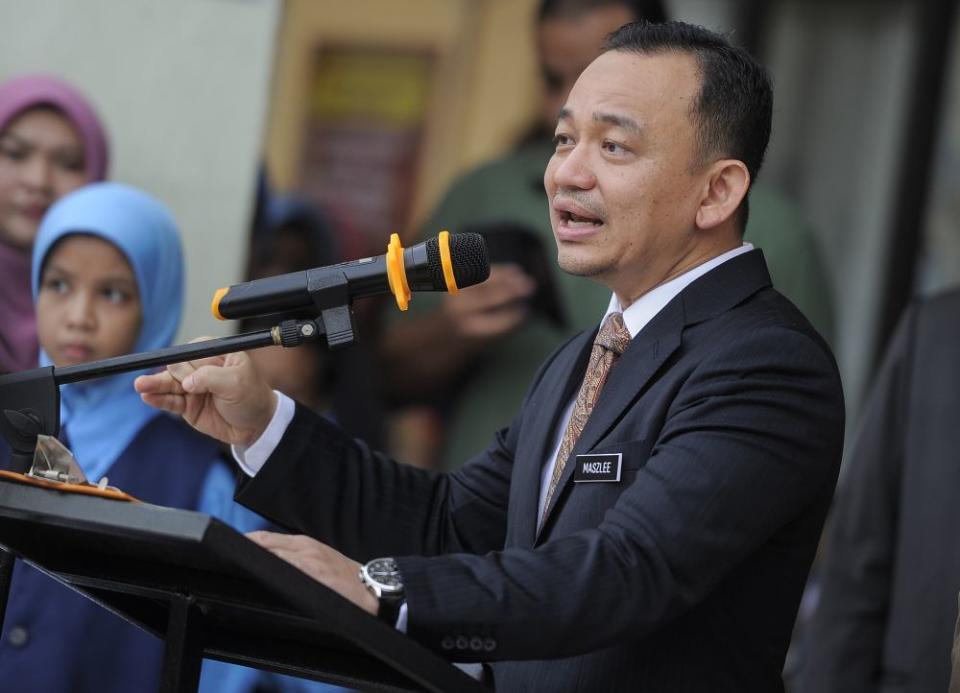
[573,453,622,483]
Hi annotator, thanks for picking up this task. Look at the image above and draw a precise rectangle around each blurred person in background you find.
[800,290,960,693]
[0,74,108,375]
[242,188,336,414]
[243,188,387,449]
[380,0,834,470]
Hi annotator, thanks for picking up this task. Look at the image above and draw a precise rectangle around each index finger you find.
[166,338,227,384]
[134,370,183,395]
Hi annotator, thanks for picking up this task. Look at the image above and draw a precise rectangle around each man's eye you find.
[553,133,573,148]
[602,141,627,155]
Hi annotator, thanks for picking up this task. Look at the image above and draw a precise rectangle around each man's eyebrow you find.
[594,112,642,134]
[554,108,642,136]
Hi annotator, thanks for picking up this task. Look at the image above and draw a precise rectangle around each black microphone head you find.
[425,232,490,290]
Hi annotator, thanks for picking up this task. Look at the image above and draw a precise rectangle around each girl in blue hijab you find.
[2,182,339,693]
[32,181,182,481]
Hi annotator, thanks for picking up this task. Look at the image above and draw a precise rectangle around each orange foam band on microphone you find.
[211,287,229,321]
[385,233,411,311]
[438,230,458,294]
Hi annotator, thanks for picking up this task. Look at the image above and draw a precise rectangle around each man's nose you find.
[549,144,597,191]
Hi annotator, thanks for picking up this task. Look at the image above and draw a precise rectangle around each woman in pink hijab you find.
[0,74,109,374]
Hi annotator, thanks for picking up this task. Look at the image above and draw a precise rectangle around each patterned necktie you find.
[540,312,632,527]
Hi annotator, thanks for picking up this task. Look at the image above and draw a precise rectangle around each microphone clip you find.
[306,270,358,349]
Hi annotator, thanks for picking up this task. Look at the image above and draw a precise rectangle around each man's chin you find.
[557,254,607,279]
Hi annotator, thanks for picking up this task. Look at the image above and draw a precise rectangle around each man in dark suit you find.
[801,290,960,693]
[137,21,845,692]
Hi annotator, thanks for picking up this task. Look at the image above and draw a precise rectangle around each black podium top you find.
[0,480,488,692]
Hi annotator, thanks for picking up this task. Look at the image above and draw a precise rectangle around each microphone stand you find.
[0,310,343,636]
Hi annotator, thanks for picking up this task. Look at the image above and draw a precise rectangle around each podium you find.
[0,479,489,692]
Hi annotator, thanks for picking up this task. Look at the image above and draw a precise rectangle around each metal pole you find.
[54,328,279,385]
[873,0,960,373]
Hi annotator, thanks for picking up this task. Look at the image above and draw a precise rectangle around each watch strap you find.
[376,594,403,625]
[360,557,405,625]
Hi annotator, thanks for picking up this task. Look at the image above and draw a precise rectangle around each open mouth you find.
[559,210,603,226]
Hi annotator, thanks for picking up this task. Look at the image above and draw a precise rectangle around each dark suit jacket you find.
[802,290,960,693]
[237,250,845,692]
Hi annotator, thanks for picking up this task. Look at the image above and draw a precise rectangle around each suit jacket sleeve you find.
[233,341,574,560]
[240,321,843,662]
[800,303,915,692]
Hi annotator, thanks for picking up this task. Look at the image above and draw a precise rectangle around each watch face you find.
[366,557,403,594]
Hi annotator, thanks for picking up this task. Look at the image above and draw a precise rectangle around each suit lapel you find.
[536,305,683,537]
[509,329,594,548]
[535,249,773,540]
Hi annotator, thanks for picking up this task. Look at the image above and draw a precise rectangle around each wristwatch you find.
[359,557,405,625]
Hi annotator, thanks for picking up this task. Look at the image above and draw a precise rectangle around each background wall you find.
[758,0,917,423]
[265,0,542,238]
[0,0,281,341]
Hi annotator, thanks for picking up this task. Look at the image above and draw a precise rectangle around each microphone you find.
[212,231,489,320]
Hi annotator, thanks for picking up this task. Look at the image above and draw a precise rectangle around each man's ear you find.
[695,159,750,230]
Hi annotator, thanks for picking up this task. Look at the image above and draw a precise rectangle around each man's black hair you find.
[604,20,773,229]
[537,0,666,25]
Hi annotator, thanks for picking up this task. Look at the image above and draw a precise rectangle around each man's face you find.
[537,5,636,131]
[544,49,715,304]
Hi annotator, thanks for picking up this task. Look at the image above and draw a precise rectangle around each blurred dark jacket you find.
[802,289,960,693]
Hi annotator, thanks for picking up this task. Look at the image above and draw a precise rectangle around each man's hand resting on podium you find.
[247,531,379,616]
[134,347,277,447]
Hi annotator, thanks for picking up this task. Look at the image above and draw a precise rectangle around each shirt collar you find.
[604,243,754,338]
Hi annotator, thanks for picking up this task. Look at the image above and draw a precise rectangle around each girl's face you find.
[37,235,142,367]
[0,107,86,251]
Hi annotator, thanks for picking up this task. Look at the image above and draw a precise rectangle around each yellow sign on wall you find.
[309,51,431,127]
[300,47,434,256]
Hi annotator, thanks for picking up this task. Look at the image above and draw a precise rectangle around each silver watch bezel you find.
[359,557,404,599]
